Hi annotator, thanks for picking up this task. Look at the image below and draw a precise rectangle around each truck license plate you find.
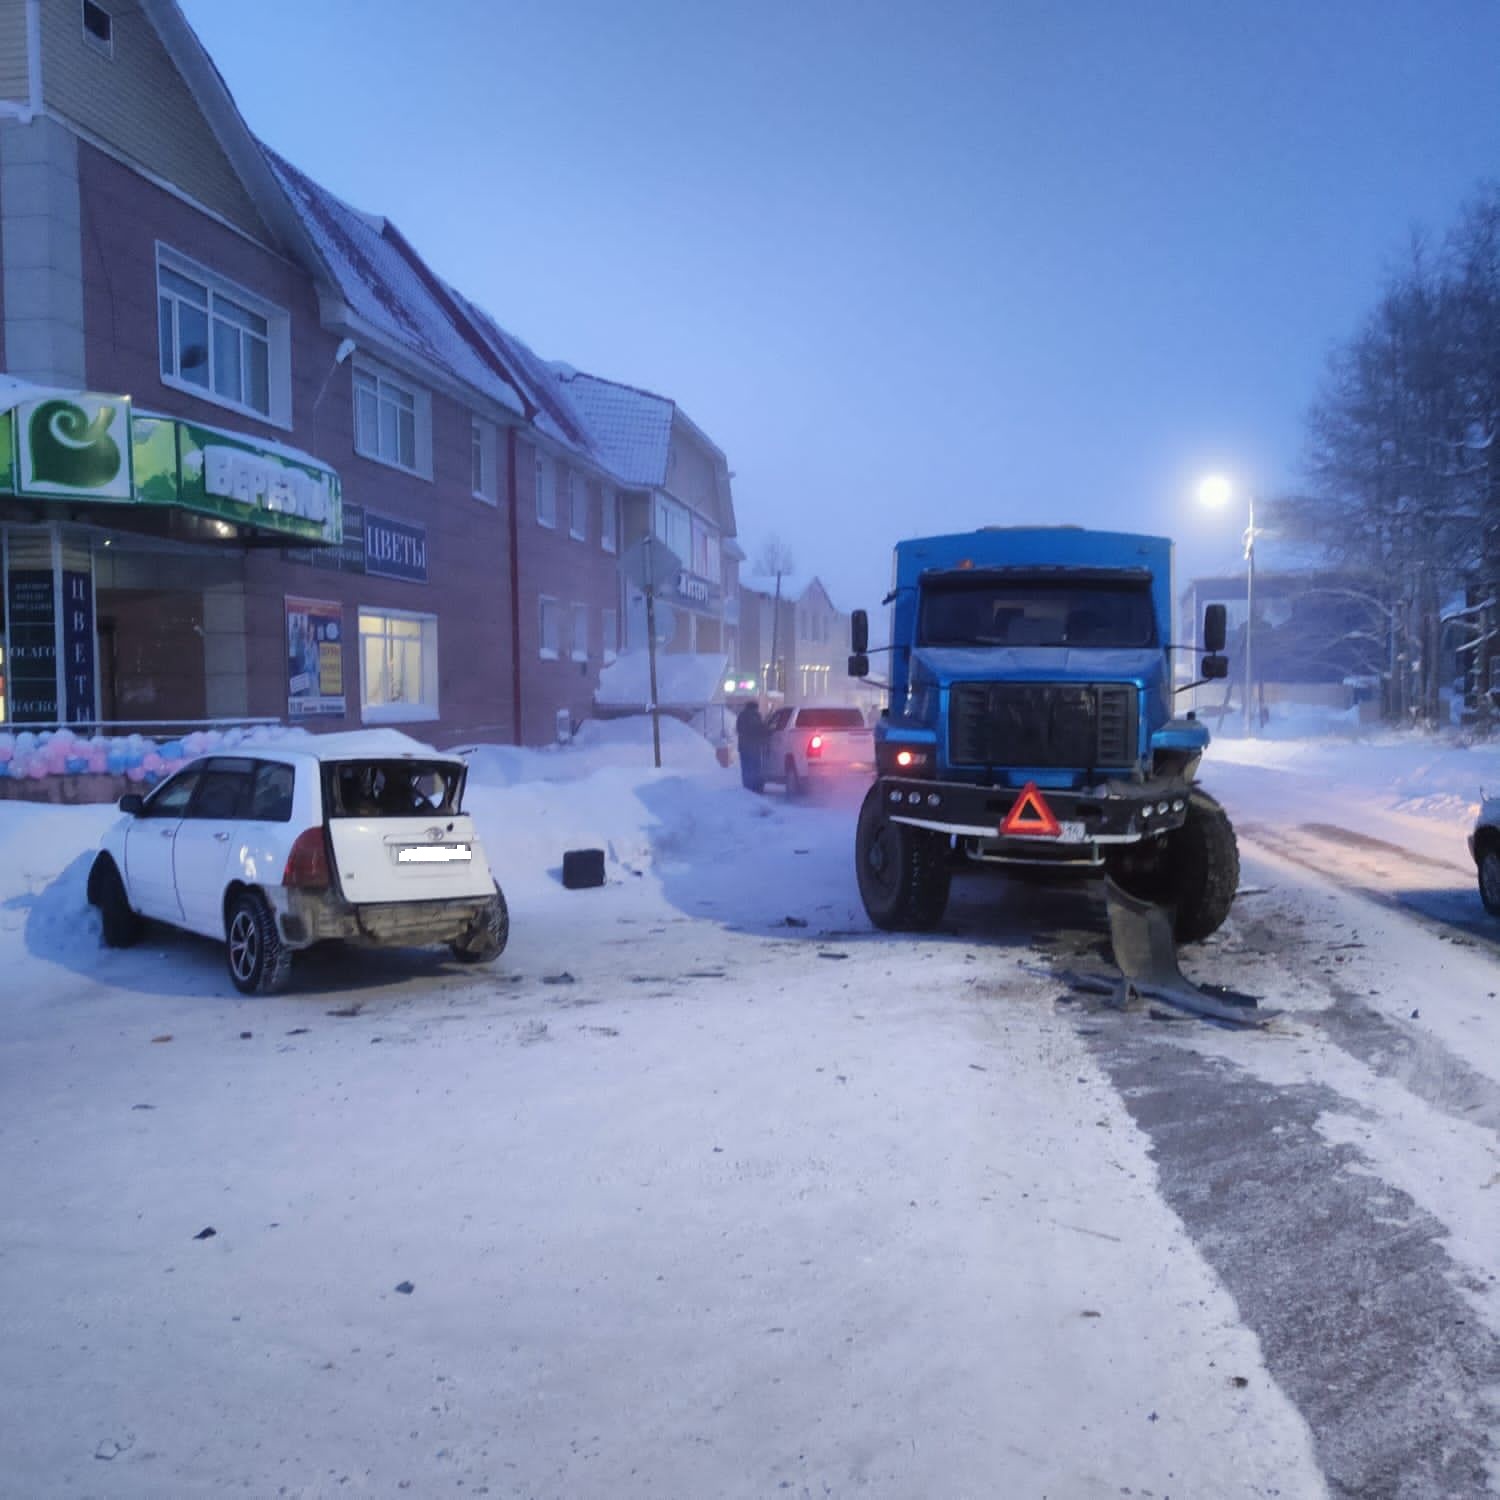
[1004,820,1087,843]
[396,843,473,864]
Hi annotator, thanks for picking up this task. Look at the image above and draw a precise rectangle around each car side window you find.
[767,709,791,732]
[248,762,295,823]
[139,768,202,819]
[187,758,256,821]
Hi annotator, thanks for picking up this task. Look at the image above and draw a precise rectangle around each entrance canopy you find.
[0,378,341,546]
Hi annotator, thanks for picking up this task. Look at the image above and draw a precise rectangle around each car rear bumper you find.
[879,775,1191,846]
[273,887,498,949]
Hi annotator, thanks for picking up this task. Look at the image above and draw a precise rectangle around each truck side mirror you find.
[848,653,870,679]
[851,609,869,654]
[1202,655,1229,680]
[1203,602,1227,654]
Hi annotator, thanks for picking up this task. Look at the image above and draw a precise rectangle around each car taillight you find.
[808,734,824,758]
[282,827,331,890]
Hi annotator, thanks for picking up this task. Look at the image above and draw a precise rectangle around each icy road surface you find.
[1,725,1498,1498]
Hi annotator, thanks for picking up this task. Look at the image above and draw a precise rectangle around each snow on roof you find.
[263,149,524,418]
[294,728,451,761]
[594,651,729,710]
[552,370,674,487]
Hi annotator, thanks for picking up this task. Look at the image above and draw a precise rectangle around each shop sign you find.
[286,502,367,573]
[5,570,58,723]
[364,510,427,583]
[61,570,95,724]
[14,393,133,501]
[167,420,341,545]
[285,596,346,718]
[672,569,719,609]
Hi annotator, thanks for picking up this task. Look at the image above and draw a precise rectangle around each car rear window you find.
[795,708,866,729]
[323,760,463,818]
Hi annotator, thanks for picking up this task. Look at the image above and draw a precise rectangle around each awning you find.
[0,377,342,545]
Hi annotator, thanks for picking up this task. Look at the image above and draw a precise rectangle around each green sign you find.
[14,393,133,500]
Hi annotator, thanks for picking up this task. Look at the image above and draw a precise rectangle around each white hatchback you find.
[86,732,507,994]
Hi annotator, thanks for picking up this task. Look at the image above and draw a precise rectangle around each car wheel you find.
[89,856,142,949]
[785,759,804,799]
[451,882,510,963]
[1479,846,1500,916]
[225,890,293,995]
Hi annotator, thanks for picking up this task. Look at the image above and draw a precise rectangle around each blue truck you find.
[848,526,1236,941]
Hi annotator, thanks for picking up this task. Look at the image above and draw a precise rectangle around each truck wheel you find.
[1168,790,1239,942]
[451,882,510,962]
[855,783,951,931]
[226,890,294,995]
[1478,842,1500,916]
[1106,790,1239,943]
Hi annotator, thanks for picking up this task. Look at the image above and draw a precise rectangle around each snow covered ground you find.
[3,721,1500,1495]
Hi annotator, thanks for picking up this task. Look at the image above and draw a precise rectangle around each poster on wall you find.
[285,596,345,718]
[6,570,59,724]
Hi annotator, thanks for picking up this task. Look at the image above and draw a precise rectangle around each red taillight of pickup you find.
[282,827,332,890]
[807,734,824,758]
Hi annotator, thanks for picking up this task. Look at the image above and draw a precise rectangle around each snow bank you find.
[460,714,719,789]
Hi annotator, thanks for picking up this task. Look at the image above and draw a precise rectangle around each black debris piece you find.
[193,1227,217,1241]
[394,1280,415,1295]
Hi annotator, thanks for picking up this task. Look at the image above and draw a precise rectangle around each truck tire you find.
[1167,790,1239,942]
[855,783,951,931]
[1106,789,1238,943]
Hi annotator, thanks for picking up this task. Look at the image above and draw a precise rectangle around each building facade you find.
[737,573,864,709]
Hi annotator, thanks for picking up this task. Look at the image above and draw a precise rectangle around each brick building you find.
[0,0,740,749]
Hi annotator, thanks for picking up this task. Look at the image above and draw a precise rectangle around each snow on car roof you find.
[194,730,456,764]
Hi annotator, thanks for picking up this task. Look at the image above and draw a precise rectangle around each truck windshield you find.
[919,580,1155,649]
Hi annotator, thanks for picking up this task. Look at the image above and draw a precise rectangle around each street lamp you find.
[1197,475,1258,736]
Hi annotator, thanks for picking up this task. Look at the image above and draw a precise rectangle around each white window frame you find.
[471,416,498,504]
[155,245,291,428]
[601,487,617,554]
[568,473,588,541]
[82,0,113,58]
[538,596,560,659]
[352,358,430,477]
[357,606,439,725]
[570,603,589,663]
[602,607,618,664]
[536,455,557,528]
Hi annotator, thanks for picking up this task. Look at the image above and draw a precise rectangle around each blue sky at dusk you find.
[183,0,1500,615]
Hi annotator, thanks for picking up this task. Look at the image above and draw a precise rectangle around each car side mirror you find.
[119,794,145,815]
[1203,602,1227,654]
[1202,654,1229,681]
[851,609,869,654]
[848,653,869,679]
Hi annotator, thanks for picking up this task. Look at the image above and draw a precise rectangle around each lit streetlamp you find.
[1198,475,1258,736]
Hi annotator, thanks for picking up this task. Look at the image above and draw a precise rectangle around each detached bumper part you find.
[276,888,494,948]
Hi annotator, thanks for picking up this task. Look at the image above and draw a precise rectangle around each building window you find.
[156,249,288,423]
[601,488,617,553]
[653,494,691,563]
[353,365,419,472]
[82,0,113,57]
[602,608,618,664]
[471,417,497,503]
[536,456,556,528]
[570,603,589,662]
[569,474,588,541]
[358,608,438,723]
[539,596,560,659]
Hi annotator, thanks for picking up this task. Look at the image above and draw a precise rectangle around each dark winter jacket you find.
[735,704,767,748]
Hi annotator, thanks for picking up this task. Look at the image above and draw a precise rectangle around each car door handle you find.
[213,832,230,842]
[160,829,174,839]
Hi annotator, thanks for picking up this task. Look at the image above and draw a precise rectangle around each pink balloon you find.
[126,766,146,783]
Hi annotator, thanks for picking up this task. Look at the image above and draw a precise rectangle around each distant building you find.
[737,573,866,708]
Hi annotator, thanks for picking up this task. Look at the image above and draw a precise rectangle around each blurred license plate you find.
[1005,821,1087,842]
[396,844,472,863]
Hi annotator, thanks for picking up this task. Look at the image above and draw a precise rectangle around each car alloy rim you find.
[229,910,259,981]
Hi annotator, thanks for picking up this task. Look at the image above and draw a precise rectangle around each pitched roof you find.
[263,149,525,418]
[552,369,675,487]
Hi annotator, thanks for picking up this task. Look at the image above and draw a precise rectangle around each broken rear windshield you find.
[919,580,1155,649]
[323,760,463,818]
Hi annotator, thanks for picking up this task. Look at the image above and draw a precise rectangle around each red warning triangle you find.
[1000,781,1062,838]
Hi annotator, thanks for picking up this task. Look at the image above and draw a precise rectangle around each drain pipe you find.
[1,0,43,123]
[507,425,523,745]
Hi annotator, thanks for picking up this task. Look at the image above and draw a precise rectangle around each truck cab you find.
[849,526,1236,941]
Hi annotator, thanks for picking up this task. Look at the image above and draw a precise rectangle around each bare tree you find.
[755,536,796,696]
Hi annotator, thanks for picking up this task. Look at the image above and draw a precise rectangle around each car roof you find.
[183,730,464,768]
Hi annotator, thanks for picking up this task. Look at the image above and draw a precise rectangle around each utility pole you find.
[644,537,662,769]
[1244,494,1256,738]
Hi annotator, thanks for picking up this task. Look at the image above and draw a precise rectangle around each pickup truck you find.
[763,705,875,797]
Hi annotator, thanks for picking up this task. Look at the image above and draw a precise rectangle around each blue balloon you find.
[65,757,88,774]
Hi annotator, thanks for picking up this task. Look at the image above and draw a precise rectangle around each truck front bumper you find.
[880,776,1192,847]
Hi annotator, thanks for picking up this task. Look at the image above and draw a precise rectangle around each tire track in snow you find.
[1083,1021,1500,1499]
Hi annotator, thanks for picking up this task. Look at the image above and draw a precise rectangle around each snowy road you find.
[2,731,1499,1497]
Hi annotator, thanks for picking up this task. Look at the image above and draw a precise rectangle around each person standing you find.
[736,702,767,792]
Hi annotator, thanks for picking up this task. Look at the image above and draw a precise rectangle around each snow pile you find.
[593,651,729,711]
[0,724,313,782]
[459,714,719,789]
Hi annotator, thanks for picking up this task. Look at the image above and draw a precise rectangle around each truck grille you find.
[948,682,1137,769]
